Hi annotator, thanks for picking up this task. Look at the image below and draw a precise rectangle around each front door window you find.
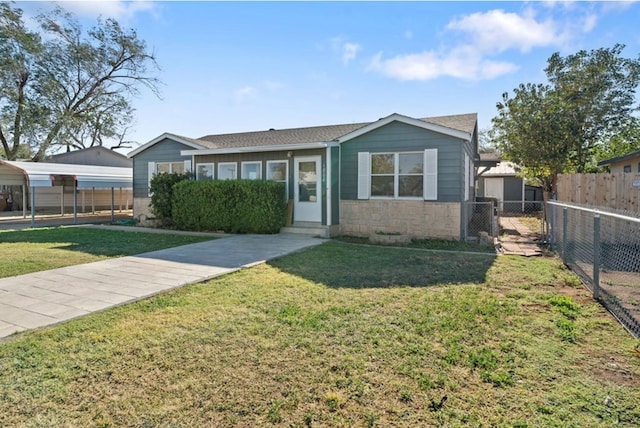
[298,161,317,202]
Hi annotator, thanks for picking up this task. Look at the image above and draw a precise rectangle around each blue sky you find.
[19,1,640,152]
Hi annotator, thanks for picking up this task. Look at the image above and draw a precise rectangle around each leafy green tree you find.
[491,44,640,192]
[0,4,160,161]
[594,119,640,167]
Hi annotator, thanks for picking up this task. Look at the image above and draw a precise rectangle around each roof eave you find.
[336,113,473,143]
[128,133,206,158]
[181,141,339,156]
[597,149,640,167]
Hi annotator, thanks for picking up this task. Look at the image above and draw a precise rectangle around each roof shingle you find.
[194,113,477,149]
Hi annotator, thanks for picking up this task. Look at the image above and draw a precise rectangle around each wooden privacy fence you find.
[557,173,640,213]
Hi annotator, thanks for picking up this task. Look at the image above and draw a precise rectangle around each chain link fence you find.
[464,200,545,242]
[546,200,640,338]
[464,200,496,242]
[498,200,545,238]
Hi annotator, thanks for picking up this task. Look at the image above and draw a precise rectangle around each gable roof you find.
[478,161,521,177]
[133,113,478,157]
[336,113,475,143]
[128,132,207,157]
[48,146,132,167]
[597,149,640,167]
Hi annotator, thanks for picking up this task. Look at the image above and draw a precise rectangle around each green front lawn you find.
[0,241,638,426]
[0,227,215,278]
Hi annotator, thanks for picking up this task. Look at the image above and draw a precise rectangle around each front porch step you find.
[281,223,331,238]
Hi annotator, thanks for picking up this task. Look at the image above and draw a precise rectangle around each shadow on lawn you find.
[0,227,206,258]
[268,241,497,289]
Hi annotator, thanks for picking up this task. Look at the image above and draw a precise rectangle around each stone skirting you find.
[339,200,461,240]
[133,197,156,226]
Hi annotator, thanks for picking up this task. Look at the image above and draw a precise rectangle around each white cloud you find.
[330,36,361,65]
[581,13,598,32]
[600,1,638,13]
[342,42,361,64]
[368,47,519,81]
[445,9,562,54]
[368,7,591,81]
[234,86,255,104]
[56,1,160,21]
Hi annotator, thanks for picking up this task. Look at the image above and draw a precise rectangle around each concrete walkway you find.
[0,233,324,340]
[498,216,544,257]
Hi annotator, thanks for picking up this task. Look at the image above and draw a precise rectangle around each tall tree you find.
[594,119,640,166]
[0,3,43,160]
[491,44,640,192]
[0,4,160,161]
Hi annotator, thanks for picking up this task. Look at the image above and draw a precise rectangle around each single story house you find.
[597,149,640,174]
[476,159,543,213]
[129,113,479,240]
[47,146,133,168]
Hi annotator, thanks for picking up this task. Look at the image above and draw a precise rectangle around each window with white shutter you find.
[423,149,438,201]
[357,152,370,199]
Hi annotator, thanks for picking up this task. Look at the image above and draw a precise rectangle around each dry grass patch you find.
[0,242,638,427]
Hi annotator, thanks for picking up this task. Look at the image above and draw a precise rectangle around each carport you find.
[0,160,132,228]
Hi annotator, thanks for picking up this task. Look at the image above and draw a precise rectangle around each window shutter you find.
[147,161,156,196]
[357,152,370,200]
[424,149,438,201]
[184,159,192,173]
[464,153,470,201]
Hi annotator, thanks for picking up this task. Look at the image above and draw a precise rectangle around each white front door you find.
[294,156,322,222]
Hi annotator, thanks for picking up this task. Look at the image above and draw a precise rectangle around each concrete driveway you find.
[0,233,324,340]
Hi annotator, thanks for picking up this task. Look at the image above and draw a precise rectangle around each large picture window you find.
[371,152,424,198]
[156,162,185,174]
[241,161,262,180]
[267,160,289,198]
[218,162,237,180]
[196,163,214,180]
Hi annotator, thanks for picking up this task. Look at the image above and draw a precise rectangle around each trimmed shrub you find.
[171,180,287,234]
[149,172,193,224]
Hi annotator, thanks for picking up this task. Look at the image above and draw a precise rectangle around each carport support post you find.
[30,186,35,228]
[111,187,115,223]
[22,184,27,218]
[593,213,601,300]
[73,184,78,224]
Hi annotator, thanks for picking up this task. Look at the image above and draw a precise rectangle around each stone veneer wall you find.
[339,200,461,240]
[133,197,154,225]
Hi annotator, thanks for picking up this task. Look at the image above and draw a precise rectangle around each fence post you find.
[593,213,600,300]
[546,202,555,249]
[562,207,568,264]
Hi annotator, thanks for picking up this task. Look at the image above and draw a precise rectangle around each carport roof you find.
[0,160,132,188]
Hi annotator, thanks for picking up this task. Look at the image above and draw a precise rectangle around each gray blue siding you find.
[340,121,471,202]
[194,148,330,225]
[132,139,193,198]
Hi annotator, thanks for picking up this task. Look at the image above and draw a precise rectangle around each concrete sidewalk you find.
[498,216,543,257]
[0,233,324,340]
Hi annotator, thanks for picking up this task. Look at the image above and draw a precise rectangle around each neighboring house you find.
[476,159,543,212]
[47,146,132,168]
[597,149,640,173]
[129,113,478,240]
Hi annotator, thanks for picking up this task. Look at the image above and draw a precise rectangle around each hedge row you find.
[170,179,287,233]
[149,172,193,224]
